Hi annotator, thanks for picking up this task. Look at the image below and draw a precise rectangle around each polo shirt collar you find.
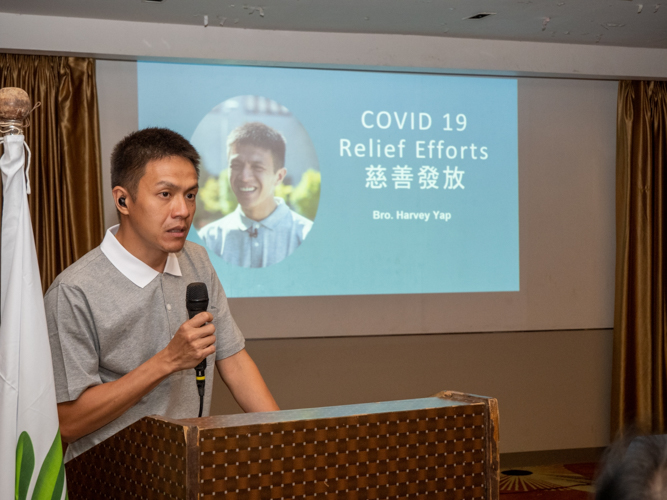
[100,224,182,288]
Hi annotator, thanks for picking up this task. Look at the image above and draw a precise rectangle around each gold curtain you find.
[612,81,667,436]
[1,53,104,291]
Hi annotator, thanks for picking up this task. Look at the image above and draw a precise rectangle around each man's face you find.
[228,143,286,217]
[128,156,198,256]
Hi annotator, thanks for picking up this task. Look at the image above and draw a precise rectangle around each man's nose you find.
[172,194,190,218]
[240,163,253,180]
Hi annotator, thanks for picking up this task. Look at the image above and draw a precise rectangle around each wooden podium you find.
[65,391,499,499]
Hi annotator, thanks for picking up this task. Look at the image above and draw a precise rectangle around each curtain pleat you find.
[1,53,104,291]
[612,81,667,436]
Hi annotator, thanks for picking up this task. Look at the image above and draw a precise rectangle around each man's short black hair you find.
[596,435,667,500]
[111,127,200,198]
[227,122,286,172]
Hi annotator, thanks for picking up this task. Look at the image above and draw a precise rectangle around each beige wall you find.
[212,329,614,454]
[95,60,138,229]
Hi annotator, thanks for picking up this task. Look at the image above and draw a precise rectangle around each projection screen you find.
[133,62,615,339]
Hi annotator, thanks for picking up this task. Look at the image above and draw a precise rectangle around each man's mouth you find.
[238,187,257,193]
[167,227,187,234]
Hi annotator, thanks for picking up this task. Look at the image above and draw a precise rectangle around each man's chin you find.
[237,201,255,213]
[235,195,257,209]
[161,236,188,253]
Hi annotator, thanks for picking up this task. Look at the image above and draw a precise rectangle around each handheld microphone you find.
[186,282,209,417]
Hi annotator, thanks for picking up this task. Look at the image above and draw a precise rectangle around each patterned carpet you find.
[500,463,597,500]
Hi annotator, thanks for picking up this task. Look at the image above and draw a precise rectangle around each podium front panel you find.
[66,416,188,498]
[66,391,499,499]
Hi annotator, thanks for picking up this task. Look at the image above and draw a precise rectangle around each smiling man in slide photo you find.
[198,122,313,268]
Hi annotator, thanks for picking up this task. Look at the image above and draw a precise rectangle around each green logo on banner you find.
[15,430,66,500]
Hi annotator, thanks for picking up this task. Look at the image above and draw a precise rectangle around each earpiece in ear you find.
[118,197,126,207]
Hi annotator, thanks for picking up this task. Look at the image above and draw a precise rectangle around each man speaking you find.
[45,128,279,462]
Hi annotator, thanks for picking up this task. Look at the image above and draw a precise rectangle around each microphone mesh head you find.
[186,282,208,301]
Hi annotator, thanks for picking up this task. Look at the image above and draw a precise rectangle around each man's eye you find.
[160,192,170,197]
[186,193,197,200]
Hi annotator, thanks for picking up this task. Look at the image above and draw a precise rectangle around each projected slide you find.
[138,63,519,298]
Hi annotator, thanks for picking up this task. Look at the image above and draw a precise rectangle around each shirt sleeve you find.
[209,263,246,360]
[45,283,103,403]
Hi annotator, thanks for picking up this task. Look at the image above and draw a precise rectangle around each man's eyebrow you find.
[155,181,199,191]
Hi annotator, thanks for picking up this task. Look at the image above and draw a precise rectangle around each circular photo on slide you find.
[191,95,320,269]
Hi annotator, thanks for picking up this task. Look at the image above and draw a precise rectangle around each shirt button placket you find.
[161,275,175,338]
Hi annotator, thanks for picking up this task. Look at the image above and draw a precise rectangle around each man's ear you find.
[112,186,131,215]
[275,168,287,185]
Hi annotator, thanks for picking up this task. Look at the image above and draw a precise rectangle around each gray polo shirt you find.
[46,225,245,462]
[198,197,313,268]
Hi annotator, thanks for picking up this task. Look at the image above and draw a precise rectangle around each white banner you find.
[0,134,66,500]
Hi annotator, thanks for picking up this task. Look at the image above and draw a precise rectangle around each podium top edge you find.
[157,394,490,430]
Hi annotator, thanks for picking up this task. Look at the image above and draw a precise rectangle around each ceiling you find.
[2,0,666,49]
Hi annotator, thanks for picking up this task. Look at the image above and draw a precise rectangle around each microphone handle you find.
[186,284,210,417]
[188,307,208,373]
